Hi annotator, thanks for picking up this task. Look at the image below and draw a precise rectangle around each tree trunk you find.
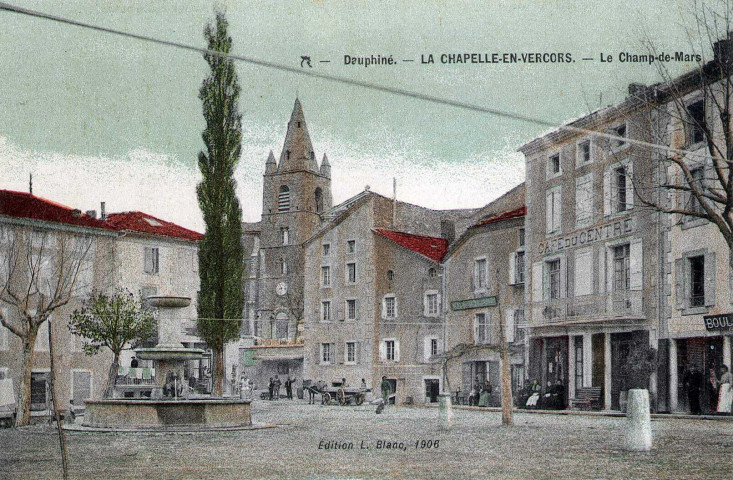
[500,344,514,426]
[213,345,224,397]
[16,327,38,427]
[104,352,120,399]
[47,316,69,480]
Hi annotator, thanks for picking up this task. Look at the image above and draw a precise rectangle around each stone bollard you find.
[625,389,652,452]
[438,394,453,431]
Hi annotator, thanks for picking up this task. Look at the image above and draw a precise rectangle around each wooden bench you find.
[569,387,602,410]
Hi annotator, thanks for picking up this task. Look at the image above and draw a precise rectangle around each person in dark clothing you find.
[684,364,704,415]
[376,376,391,414]
[130,356,139,368]
[268,377,274,401]
[285,377,293,400]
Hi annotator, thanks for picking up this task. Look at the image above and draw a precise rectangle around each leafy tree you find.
[196,11,245,396]
[68,289,155,398]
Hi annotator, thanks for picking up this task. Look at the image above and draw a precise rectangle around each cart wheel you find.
[337,388,346,406]
[355,393,364,406]
[323,393,331,405]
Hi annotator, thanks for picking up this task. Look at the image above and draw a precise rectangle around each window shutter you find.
[509,254,516,285]
[337,342,345,364]
[546,191,553,233]
[379,341,386,360]
[603,169,611,216]
[629,238,643,291]
[473,316,480,344]
[574,249,593,297]
[356,342,361,364]
[394,341,400,362]
[598,248,606,294]
[505,309,515,343]
[675,258,684,309]
[143,247,152,273]
[486,312,492,344]
[560,256,567,299]
[423,337,431,363]
[625,162,635,210]
[705,252,716,307]
[532,262,543,301]
[553,189,562,233]
[355,300,360,320]
[462,362,472,392]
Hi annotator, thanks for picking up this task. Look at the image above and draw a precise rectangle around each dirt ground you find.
[1,399,732,480]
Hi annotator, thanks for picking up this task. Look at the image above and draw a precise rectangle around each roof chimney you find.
[100,202,106,220]
[713,31,733,67]
[441,220,456,244]
[628,82,646,98]
[85,210,97,219]
[71,209,82,218]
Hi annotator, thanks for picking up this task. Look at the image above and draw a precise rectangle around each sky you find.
[0,0,715,231]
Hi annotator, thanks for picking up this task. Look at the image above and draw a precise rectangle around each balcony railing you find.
[533,290,644,325]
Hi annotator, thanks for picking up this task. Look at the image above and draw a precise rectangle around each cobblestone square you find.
[1,399,732,479]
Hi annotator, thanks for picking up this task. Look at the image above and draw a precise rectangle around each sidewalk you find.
[418,403,733,421]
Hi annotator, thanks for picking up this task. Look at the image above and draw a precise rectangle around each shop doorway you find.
[424,379,440,403]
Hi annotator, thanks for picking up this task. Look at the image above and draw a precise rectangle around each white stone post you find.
[625,389,652,451]
[724,335,732,370]
[568,335,576,401]
[438,394,453,430]
[604,333,612,410]
[669,338,678,413]
[583,333,593,388]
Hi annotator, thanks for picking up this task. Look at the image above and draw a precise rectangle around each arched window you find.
[387,270,394,281]
[278,185,290,212]
[428,267,437,278]
[315,187,323,213]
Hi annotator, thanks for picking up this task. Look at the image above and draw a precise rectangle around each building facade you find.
[442,194,526,406]
[520,93,662,411]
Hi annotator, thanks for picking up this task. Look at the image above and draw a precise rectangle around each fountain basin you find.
[83,398,251,429]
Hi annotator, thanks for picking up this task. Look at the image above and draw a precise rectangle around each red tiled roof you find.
[0,190,116,231]
[373,228,448,262]
[474,206,526,227]
[106,211,204,241]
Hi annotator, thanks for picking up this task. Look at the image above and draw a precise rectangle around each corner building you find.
[520,89,661,410]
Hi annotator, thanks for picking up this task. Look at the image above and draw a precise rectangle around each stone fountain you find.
[81,295,252,430]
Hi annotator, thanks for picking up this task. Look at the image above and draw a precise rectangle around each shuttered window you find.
[575,173,593,227]
[278,186,290,212]
[143,247,159,274]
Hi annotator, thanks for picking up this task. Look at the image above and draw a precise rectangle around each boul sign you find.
[703,313,733,331]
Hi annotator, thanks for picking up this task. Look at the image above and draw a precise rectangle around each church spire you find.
[320,153,331,178]
[264,150,276,175]
[278,98,317,172]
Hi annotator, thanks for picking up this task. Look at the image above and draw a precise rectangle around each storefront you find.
[668,314,733,413]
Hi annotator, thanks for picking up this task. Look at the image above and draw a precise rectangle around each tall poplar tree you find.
[196,11,244,397]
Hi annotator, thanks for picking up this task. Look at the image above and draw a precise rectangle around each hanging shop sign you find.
[703,313,733,332]
[450,296,497,311]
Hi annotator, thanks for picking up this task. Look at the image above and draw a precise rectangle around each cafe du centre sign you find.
[538,218,634,255]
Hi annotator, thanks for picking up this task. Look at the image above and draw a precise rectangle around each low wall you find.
[83,399,252,429]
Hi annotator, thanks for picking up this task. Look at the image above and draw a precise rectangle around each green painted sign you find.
[450,296,497,311]
[243,350,258,367]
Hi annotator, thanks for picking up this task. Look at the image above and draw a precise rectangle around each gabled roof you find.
[106,211,203,242]
[373,228,448,263]
[0,190,116,231]
[473,206,526,227]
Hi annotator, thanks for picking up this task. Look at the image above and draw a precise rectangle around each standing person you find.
[718,365,733,413]
[376,376,391,414]
[273,375,282,400]
[360,379,367,390]
[268,377,274,401]
[285,377,293,400]
[708,367,719,412]
[130,356,139,368]
[684,364,704,415]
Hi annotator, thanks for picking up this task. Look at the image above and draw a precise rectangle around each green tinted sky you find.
[0,0,707,229]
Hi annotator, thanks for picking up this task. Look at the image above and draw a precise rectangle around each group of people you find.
[467,379,494,407]
[266,375,296,400]
[684,364,732,414]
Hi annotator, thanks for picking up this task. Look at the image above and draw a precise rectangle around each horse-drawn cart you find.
[306,385,370,406]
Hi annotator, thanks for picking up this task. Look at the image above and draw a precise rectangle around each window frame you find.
[474,257,488,292]
[547,151,562,178]
[424,290,440,317]
[345,299,357,321]
[321,300,332,322]
[321,265,331,288]
[346,262,357,284]
[474,312,491,345]
[576,139,592,166]
[345,342,356,364]
[383,295,397,319]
